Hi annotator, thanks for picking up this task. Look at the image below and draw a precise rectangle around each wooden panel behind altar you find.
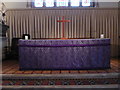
[6,8,119,57]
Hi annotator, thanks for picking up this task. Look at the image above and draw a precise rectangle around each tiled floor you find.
[2,58,119,74]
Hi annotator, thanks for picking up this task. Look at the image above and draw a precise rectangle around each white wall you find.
[3,1,119,9]
[99,2,118,7]
[4,2,27,9]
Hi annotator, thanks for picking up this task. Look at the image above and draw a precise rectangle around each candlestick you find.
[25,36,28,40]
[100,34,104,38]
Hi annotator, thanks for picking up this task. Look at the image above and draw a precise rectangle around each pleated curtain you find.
[6,8,119,57]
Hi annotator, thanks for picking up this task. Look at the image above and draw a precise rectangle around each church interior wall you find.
[3,1,119,9]
[5,8,119,58]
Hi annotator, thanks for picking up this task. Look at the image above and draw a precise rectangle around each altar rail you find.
[6,8,119,57]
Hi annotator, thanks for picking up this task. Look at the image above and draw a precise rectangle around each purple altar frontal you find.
[19,39,111,70]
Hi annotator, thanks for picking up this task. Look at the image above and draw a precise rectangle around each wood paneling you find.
[6,8,119,57]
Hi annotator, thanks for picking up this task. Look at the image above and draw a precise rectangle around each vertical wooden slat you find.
[40,15,43,38]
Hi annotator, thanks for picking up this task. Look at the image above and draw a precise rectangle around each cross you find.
[57,16,70,39]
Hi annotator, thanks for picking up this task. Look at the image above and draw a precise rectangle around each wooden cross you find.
[57,16,70,39]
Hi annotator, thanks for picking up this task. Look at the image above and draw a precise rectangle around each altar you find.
[19,39,110,70]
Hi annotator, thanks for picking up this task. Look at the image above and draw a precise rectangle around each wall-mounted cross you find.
[57,16,70,39]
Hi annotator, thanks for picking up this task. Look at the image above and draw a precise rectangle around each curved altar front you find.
[19,39,110,70]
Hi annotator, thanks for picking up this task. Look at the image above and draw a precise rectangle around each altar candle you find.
[100,34,104,38]
[25,36,28,40]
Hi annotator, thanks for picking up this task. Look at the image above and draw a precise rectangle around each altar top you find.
[19,38,110,47]
[27,38,110,40]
